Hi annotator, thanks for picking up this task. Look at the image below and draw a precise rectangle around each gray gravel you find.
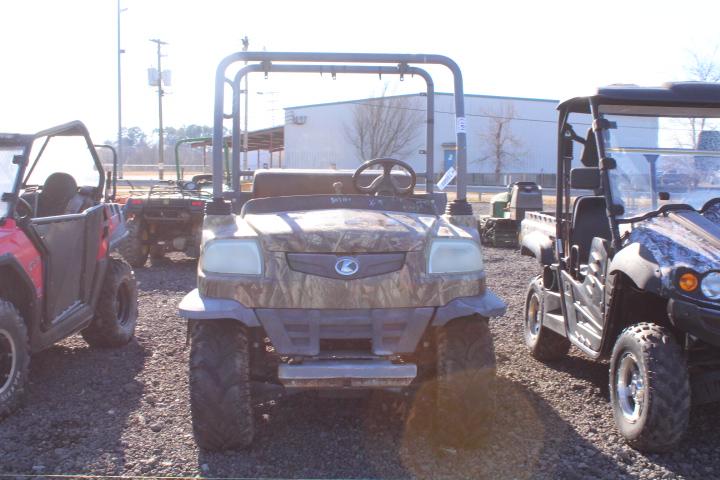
[1,246,719,478]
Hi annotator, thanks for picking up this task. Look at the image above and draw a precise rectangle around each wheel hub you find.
[527,294,541,338]
[616,352,644,422]
[0,329,16,395]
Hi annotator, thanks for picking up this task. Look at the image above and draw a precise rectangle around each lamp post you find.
[149,38,168,180]
[256,91,279,125]
[257,91,279,167]
[242,36,249,172]
[117,0,126,178]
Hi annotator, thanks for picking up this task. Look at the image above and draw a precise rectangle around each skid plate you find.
[278,360,417,389]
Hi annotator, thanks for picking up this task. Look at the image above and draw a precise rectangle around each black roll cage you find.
[0,121,109,222]
[555,83,720,257]
[211,52,471,214]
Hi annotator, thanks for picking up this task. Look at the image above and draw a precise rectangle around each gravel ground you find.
[2,244,720,478]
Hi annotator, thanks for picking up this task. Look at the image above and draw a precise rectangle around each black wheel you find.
[0,300,30,419]
[82,258,138,348]
[189,320,254,451]
[186,229,202,259]
[479,221,491,246]
[609,323,690,452]
[434,316,496,447]
[524,277,570,361]
[119,217,149,268]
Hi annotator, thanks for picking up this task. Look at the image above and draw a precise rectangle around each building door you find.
[443,148,457,185]
[443,149,456,171]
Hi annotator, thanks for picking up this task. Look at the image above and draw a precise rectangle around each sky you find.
[1,0,718,144]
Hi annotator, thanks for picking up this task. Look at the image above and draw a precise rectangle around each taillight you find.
[191,200,204,207]
[130,198,143,205]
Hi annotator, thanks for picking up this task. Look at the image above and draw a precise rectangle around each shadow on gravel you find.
[195,377,634,479]
[647,401,720,479]
[536,353,720,479]
[0,337,149,477]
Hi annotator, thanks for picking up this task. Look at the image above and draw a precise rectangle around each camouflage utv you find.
[178,52,506,451]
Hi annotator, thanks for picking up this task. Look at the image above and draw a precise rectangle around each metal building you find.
[283,93,561,187]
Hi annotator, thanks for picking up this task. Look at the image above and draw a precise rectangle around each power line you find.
[343,98,720,134]
[343,98,561,124]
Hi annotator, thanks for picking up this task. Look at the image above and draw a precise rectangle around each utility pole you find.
[242,36,250,172]
[150,38,168,180]
[117,0,126,178]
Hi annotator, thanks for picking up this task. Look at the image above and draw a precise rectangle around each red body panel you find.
[98,204,122,259]
[0,219,43,298]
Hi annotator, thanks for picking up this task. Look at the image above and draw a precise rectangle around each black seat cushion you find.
[36,172,78,217]
[571,196,611,264]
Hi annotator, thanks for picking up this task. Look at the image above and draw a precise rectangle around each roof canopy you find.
[187,126,284,152]
[558,82,720,114]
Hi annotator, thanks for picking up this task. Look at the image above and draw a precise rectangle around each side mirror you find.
[570,167,600,190]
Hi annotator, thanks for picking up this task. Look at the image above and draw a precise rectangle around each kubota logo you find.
[335,257,359,276]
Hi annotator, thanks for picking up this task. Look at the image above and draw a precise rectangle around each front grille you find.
[256,308,434,356]
[286,252,405,280]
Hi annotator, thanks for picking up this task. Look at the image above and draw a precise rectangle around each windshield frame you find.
[0,136,32,223]
[596,106,720,223]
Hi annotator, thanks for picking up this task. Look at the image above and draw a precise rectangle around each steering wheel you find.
[15,197,33,220]
[352,158,416,196]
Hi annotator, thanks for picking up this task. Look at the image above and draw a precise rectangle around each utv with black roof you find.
[519,82,720,451]
[178,52,507,450]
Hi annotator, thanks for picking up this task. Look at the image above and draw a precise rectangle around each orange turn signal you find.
[679,272,699,292]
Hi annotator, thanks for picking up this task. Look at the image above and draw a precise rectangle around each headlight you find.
[701,272,720,300]
[428,238,484,274]
[201,239,263,275]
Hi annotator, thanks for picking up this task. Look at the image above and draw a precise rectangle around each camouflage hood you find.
[244,209,436,253]
[199,210,484,309]
[626,203,720,284]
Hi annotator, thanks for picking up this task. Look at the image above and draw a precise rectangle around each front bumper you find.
[668,298,720,347]
[179,288,507,356]
[278,360,417,389]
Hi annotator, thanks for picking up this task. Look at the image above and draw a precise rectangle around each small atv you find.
[178,52,507,451]
[0,121,139,418]
[120,179,211,266]
[118,136,227,268]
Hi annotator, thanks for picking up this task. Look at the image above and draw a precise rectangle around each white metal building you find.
[283,93,561,186]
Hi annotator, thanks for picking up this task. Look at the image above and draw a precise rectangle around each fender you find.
[432,290,507,325]
[107,204,129,250]
[179,288,260,327]
[608,242,662,293]
[0,254,40,341]
[520,230,555,266]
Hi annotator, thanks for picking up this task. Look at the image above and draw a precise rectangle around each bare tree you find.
[684,47,720,148]
[687,47,720,83]
[344,86,424,161]
[476,102,524,183]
